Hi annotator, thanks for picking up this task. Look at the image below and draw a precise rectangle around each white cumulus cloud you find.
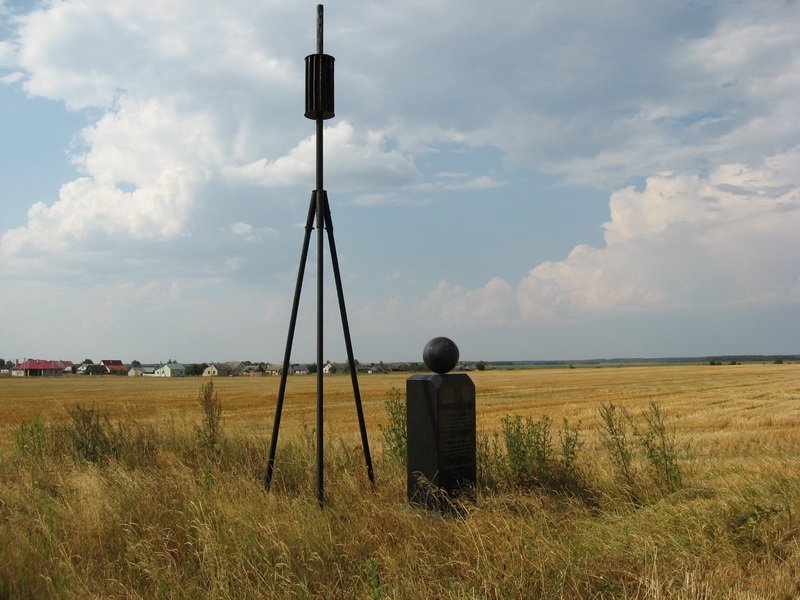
[226,121,419,190]
[420,150,800,322]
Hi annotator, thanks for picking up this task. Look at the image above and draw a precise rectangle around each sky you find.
[1,0,798,364]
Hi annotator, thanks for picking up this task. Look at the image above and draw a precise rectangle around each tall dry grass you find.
[1,365,799,598]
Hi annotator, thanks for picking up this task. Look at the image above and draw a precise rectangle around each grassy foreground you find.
[0,365,799,598]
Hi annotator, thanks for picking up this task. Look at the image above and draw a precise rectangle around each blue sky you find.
[1,0,798,364]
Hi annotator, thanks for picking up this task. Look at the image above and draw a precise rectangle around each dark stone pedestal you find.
[406,373,476,511]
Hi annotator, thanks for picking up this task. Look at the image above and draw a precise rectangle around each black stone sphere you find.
[423,337,460,374]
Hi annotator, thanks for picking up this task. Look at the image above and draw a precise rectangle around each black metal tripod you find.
[264,4,374,506]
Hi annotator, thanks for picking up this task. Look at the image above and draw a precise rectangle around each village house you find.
[11,359,63,377]
[100,359,128,375]
[240,364,264,376]
[154,363,186,377]
[59,360,75,374]
[77,363,108,376]
[128,366,156,377]
[224,361,246,375]
[322,361,341,374]
[202,363,233,377]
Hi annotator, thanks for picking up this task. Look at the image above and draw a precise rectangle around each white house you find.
[264,364,282,375]
[203,363,233,377]
[154,363,186,377]
[128,366,156,377]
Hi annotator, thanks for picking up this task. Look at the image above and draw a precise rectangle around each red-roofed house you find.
[11,359,64,377]
[100,360,127,375]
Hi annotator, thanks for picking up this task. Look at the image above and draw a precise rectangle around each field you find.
[1,364,799,598]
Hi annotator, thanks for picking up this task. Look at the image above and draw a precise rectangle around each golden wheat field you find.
[1,364,799,598]
[2,364,798,457]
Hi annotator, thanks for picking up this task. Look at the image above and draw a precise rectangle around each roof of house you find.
[13,359,62,370]
[102,360,128,373]
[159,363,185,369]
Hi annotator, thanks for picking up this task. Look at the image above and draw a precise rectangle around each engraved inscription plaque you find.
[406,373,476,511]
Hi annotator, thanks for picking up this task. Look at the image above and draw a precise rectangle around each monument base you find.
[406,373,476,511]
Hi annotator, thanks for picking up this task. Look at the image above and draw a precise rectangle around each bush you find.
[14,412,46,460]
[635,401,683,493]
[379,387,406,464]
[598,401,685,501]
[495,414,587,496]
[196,379,223,453]
[60,404,124,463]
[598,403,638,501]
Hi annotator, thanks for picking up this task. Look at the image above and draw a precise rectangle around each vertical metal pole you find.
[314,3,325,507]
[267,4,373,503]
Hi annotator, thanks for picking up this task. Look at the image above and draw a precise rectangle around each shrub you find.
[476,432,503,491]
[196,379,223,453]
[635,401,683,493]
[502,414,552,485]
[598,402,638,502]
[14,412,46,460]
[598,401,685,502]
[557,418,582,478]
[498,414,587,496]
[61,404,123,463]
[379,387,406,464]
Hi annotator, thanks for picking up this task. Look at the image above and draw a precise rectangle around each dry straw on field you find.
[1,364,799,598]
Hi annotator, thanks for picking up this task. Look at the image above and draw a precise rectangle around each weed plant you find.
[14,411,45,460]
[598,402,640,502]
[196,379,223,454]
[636,401,683,493]
[598,401,687,504]
[379,386,406,464]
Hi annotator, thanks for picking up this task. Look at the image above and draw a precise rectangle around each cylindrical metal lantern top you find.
[305,53,334,120]
[305,5,334,120]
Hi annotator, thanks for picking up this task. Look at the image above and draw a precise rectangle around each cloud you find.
[230,221,274,243]
[0,40,14,68]
[0,4,422,273]
[522,163,800,316]
[418,150,800,322]
[0,98,216,264]
[12,0,298,111]
[415,277,517,327]
[416,173,504,192]
[350,192,430,207]
[454,1,800,190]
[225,121,420,190]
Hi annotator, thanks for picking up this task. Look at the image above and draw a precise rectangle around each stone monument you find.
[407,337,476,511]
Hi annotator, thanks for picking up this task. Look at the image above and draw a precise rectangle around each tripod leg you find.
[322,194,375,484]
[265,193,317,490]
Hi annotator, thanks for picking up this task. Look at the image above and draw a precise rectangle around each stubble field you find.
[1,364,799,598]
